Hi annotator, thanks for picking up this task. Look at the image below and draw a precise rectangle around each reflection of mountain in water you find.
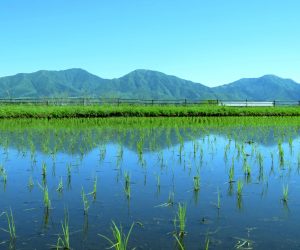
[0,118,299,156]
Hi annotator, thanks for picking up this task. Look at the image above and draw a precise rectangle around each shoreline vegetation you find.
[0,104,300,118]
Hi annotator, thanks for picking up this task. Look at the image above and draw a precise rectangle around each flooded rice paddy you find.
[0,117,300,249]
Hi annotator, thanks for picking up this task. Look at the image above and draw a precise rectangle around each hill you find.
[213,75,300,101]
[0,69,299,100]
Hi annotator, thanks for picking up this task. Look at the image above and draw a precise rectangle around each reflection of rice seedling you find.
[243,162,251,177]
[28,176,34,190]
[56,211,70,250]
[193,176,200,191]
[0,208,16,240]
[81,187,89,215]
[67,163,71,179]
[228,164,234,183]
[0,165,4,175]
[42,162,47,178]
[257,152,263,169]
[2,170,7,185]
[91,176,97,199]
[124,171,130,188]
[156,175,160,189]
[168,192,174,206]
[0,165,7,187]
[57,177,63,193]
[124,171,131,199]
[282,184,288,202]
[288,138,293,152]
[175,203,187,237]
[237,180,243,198]
[67,163,71,189]
[99,221,136,250]
[278,140,284,166]
[217,188,221,209]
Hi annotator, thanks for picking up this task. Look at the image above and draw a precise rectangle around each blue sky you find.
[1,0,299,86]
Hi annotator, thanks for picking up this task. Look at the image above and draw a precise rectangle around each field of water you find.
[1,117,300,250]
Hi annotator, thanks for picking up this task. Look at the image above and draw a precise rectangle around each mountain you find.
[0,69,215,100]
[106,70,216,99]
[0,69,299,100]
[0,68,107,98]
[213,75,300,101]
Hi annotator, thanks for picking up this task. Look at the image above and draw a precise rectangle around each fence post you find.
[246,99,248,107]
[151,99,154,106]
[273,100,276,107]
[184,99,187,106]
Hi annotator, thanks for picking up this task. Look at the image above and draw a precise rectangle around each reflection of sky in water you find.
[0,125,300,249]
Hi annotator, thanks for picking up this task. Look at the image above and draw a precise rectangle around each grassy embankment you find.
[0,105,300,118]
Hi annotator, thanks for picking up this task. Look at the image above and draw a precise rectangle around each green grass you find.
[56,211,70,250]
[0,208,16,240]
[0,104,300,118]
[193,176,200,191]
[38,185,51,210]
[282,184,289,202]
[237,180,244,198]
[99,221,136,250]
[81,187,90,215]
[175,203,187,237]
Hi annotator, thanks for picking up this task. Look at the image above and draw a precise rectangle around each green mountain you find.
[0,69,215,100]
[105,69,216,99]
[0,69,299,101]
[213,75,300,101]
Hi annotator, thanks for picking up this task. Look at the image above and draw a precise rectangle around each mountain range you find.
[0,68,299,101]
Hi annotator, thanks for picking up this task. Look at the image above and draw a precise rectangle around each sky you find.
[0,0,300,87]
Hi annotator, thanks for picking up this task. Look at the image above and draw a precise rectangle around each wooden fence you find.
[0,97,299,106]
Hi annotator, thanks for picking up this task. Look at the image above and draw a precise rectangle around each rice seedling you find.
[0,208,16,240]
[193,176,200,191]
[237,180,244,198]
[81,187,89,215]
[228,164,234,183]
[205,236,210,250]
[42,162,47,178]
[56,211,70,250]
[98,221,136,250]
[282,184,288,203]
[56,177,63,193]
[174,234,185,250]
[43,186,51,210]
[175,203,187,237]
